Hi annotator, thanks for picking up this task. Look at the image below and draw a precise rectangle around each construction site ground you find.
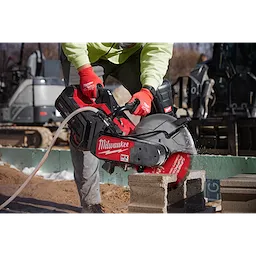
[0,164,130,213]
[0,164,221,216]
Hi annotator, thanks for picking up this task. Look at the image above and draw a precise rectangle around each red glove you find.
[128,88,153,116]
[78,66,104,98]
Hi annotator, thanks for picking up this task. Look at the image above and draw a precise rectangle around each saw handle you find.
[110,99,140,119]
[125,98,140,114]
[84,84,139,114]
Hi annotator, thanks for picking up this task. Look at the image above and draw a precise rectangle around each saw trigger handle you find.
[109,98,140,119]
[125,98,140,114]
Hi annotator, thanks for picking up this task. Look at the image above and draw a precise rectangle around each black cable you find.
[121,124,186,140]
[102,43,115,57]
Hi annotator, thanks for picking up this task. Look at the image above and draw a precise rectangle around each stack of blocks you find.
[128,170,207,213]
[220,174,256,213]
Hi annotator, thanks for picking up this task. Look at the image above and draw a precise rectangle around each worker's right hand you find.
[128,88,153,116]
[78,66,104,99]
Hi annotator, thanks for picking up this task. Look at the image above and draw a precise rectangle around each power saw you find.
[55,81,197,186]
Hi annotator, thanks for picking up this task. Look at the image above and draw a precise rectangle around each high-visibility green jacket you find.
[61,43,173,89]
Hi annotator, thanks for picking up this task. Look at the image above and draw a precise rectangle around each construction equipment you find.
[175,43,256,156]
[55,81,197,185]
[0,43,68,148]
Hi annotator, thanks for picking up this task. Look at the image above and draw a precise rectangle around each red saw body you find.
[55,84,197,186]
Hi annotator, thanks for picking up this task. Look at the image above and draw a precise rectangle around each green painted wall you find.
[1,147,256,187]
[191,155,256,179]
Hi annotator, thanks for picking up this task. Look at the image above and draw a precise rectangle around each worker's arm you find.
[61,43,91,70]
[128,43,173,116]
[61,43,103,98]
[140,43,173,90]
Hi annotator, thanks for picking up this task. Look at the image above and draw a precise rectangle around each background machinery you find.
[175,43,256,156]
[2,42,256,154]
[0,43,67,148]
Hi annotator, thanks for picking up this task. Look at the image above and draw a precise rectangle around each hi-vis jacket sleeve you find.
[61,43,89,69]
[140,43,173,90]
[61,42,174,90]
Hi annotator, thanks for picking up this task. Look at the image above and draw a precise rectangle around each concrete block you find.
[128,205,167,213]
[168,170,206,213]
[220,174,256,213]
[220,174,256,188]
[128,173,177,213]
[128,170,206,213]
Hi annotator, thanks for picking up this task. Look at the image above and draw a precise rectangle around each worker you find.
[60,43,173,213]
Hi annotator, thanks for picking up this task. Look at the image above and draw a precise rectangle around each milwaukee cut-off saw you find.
[55,81,197,186]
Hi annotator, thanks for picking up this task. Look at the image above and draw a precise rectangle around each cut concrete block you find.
[220,174,256,213]
[128,170,206,213]
[168,170,206,213]
[128,173,177,213]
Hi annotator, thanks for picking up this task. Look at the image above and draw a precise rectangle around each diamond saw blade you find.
[133,114,196,185]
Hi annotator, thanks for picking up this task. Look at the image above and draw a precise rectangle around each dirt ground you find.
[0,164,130,213]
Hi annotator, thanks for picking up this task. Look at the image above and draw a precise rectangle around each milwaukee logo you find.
[164,106,172,113]
[98,139,129,151]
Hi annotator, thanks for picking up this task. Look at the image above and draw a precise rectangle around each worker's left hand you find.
[128,88,153,116]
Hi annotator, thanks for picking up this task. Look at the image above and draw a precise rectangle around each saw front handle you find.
[110,99,140,119]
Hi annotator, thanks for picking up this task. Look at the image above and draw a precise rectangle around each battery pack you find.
[152,79,175,115]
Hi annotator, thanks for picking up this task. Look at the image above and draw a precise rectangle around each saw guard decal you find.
[143,152,191,184]
[96,135,134,163]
